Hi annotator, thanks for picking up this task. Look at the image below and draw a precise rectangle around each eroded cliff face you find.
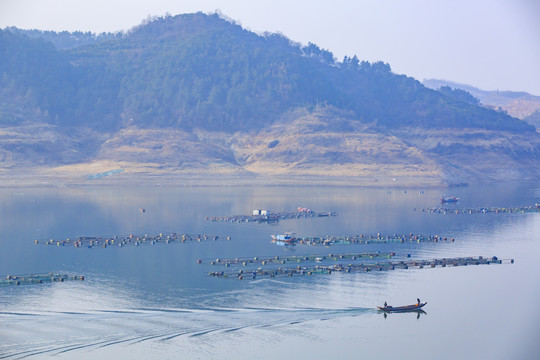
[228,109,440,182]
[3,107,536,187]
[393,127,540,183]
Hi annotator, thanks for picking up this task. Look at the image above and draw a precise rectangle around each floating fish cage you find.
[1,273,85,286]
[419,205,540,215]
[288,233,454,246]
[198,252,395,266]
[35,233,228,248]
[207,256,514,279]
[205,209,338,223]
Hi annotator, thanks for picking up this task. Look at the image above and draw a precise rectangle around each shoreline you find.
[0,170,486,189]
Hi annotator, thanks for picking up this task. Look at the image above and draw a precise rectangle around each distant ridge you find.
[423,79,540,122]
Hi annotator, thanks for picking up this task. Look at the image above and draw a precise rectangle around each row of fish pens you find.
[35,233,228,248]
[1,273,85,286]
[419,204,540,215]
[208,256,513,279]
[198,252,394,266]
[293,233,454,245]
[205,211,337,223]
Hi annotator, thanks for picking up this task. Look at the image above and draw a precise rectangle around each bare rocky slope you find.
[2,106,537,187]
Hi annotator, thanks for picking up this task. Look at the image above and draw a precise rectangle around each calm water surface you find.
[0,183,539,359]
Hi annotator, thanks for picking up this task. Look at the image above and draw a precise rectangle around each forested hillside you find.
[2,12,533,133]
[1,12,539,185]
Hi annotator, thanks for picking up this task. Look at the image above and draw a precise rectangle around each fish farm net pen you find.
[197,252,396,266]
[1,273,85,286]
[34,233,230,248]
[207,256,514,280]
[418,205,540,214]
[289,233,455,246]
[205,210,338,223]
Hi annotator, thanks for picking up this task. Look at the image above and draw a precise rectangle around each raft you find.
[419,205,540,215]
[207,256,513,279]
[35,233,226,249]
[206,209,338,223]
[199,252,395,266]
[0,273,85,286]
[285,233,454,246]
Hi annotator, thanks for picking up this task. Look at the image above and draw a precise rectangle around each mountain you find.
[423,79,540,123]
[1,12,540,186]
[3,26,122,49]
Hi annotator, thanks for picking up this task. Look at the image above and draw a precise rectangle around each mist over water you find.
[1,183,539,359]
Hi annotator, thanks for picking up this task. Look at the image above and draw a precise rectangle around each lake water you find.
[0,183,539,359]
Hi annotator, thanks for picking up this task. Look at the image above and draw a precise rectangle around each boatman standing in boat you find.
[417,298,420,305]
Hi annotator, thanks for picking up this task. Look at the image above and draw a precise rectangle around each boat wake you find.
[0,306,372,359]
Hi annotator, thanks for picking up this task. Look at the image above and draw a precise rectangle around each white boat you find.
[271,233,296,243]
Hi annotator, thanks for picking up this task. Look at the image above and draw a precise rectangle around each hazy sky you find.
[1,0,539,95]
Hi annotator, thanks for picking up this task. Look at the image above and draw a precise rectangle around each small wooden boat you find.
[441,196,459,203]
[378,302,427,312]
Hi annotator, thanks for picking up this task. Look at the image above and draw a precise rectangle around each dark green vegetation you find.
[1,12,540,185]
[2,12,533,133]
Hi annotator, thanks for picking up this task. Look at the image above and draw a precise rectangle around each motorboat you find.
[378,302,427,312]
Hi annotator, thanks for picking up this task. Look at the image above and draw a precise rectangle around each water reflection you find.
[380,309,427,319]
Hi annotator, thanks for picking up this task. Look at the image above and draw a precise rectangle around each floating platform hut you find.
[35,233,228,248]
[206,207,337,223]
[207,256,513,280]
[1,273,84,286]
